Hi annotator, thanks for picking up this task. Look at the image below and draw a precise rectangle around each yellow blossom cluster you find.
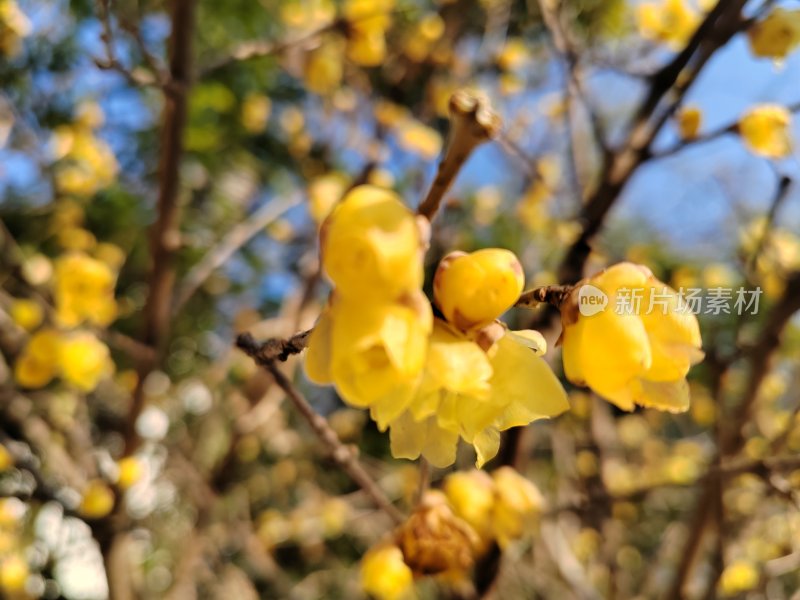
[52,102,118,197]
[12,244,120,393]
[361,469,545,599]
[306,185,568,467]
[0,500,29,595]
[14,328,114,391]
[560,262,704,413]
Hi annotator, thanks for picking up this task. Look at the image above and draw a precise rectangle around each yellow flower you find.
[304,35,344,95]
[321,185,425,301]
[54,252,118,327]
[390,320,568,467]
[79,479,115,519]
[9,298,43,331]
[738,104,793,158]
[396,120,443,160]
[307,293,432,428]
[116,456,144,490]
[748,8,800,59]
[395,490,479,576]
[442,470,495,546]
[560,262,704,412]
[343,0,394,67]
[240,93,271,133]
[307,172,349,225]
[676,105,702,140]
[0,555,28,593]
[491,466,545,548]
[719,559,759,596]
[360,544,414,600]
[14,328,61,389]
[59,332,113,392]
[636,0,699,50]
[433,249,525,331]
[0,445,13,471]
[0,0,32,58]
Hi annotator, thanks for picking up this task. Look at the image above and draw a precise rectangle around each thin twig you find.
[173,194,301,314]
[235,333,405,525]
[417,91,502,220]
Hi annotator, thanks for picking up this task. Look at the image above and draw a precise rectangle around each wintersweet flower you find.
[306,292,432,428]
[0,0,32,58]
[360,544,415,600]
[320,185,425,301]
[9,298,43,332]
[390,320,568,467]
[636,0,699,50]
[491,466,545,548]
[78,479,115,519]
[59,331,114,392]
[14,328,61,388]
[54,252,118,328]
[738,104,793,158]
[747,8,800,60]
[443,467,545,549]
[442,470,495,547]
[342,0,394,67]
[560,262,704,412]
[676,106,702,140]
[433,248,524,331]
[394,490,479,576]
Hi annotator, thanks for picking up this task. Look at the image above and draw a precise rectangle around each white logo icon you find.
[578,284,608,316]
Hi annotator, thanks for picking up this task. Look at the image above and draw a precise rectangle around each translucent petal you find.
[473,428,501,468]
[635,378,691,413]
[304,307,333,384]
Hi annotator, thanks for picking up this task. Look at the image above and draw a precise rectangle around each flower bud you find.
[433,248,524,330]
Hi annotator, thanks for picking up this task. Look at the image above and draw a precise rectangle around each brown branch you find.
[235,332,405,525]
[125,0,197,455]
[417,90,502,221]
[747,175,793,277]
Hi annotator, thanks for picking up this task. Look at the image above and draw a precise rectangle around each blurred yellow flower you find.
[54,252,118,327]
[434,249,524,331]
[561,262,704,412]
[9,298,43,332]
[360,544,415,600]
[396,120,443,160]
[52,116,118,197]
[492,466,545,548]
[240,93,271,133]
[496,38,529,71]
[304,35,344,95]
[0,555,27,594]
[307,172,349,225]
[738,104,793,158]
[116,456,144,490]
[59,332,114,391]
[636,0,699,50]
[343,0,394,66]
[321,185,425,301]
[79,479,115,519]
[719,559,759,596]
[0,0,31,58]
[442,470,495,546]
[0,445,12,471]
[280,0,335,31]
[676,105,702,140]
[14,328,61,388]
[748,8,800,59]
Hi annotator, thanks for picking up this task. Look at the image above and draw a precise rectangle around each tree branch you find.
[235,333,405,525]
